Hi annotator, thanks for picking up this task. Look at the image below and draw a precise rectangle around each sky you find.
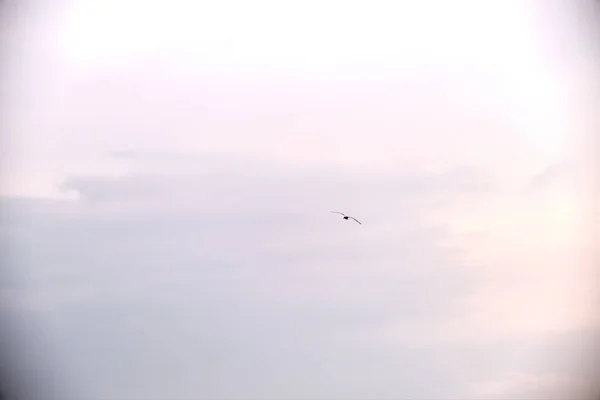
[1,0,599,398]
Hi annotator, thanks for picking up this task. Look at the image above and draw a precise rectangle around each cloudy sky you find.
[1,0,599,398]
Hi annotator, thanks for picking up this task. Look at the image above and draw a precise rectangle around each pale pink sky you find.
[1,0,599,398]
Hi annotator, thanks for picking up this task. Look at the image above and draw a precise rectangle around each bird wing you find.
[330,211,345,215]
[349,217,362,225]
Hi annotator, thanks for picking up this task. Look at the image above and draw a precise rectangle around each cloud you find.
[3,150,597,398]
[0,152,497,398]
[467,372,589,400]
[528,162,569,189]
[61,150,490,212]
[2,0,598,397]
[5,151,490,316]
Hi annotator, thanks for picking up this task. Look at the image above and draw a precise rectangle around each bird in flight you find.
[330,211,362,225]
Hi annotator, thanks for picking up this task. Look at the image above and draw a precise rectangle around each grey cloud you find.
[12,150,590,398]
[463,327,600,399]
[0,153,497,398]
[527,162,569,189]
[61,150,490,212]
[6,153,580,399]
[3,231,473,397]
[1,167,587,398]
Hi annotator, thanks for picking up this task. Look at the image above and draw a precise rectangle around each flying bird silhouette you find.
[330,211,362,225]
